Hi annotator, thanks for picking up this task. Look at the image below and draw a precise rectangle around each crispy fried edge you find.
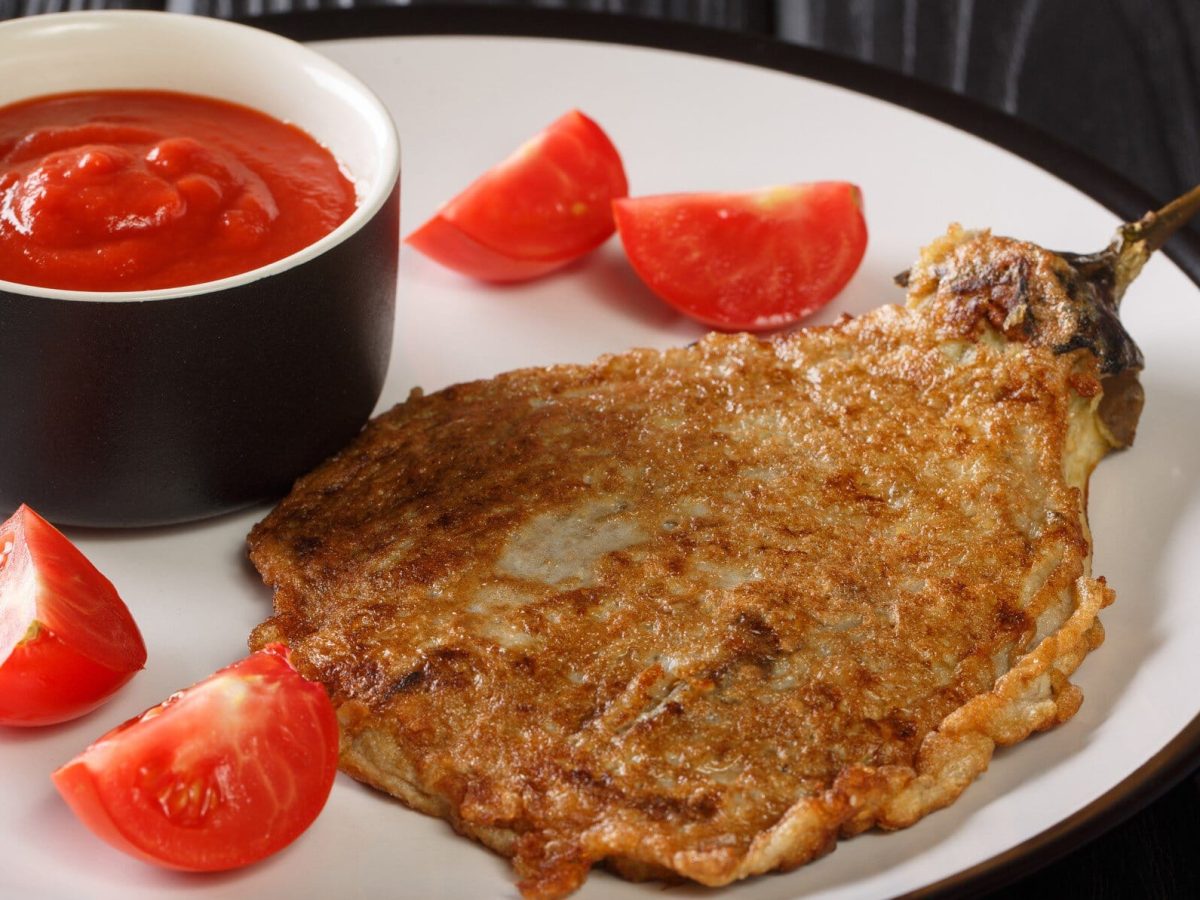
[254,570,1112,896]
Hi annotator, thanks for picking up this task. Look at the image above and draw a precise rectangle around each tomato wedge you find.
[52,644,339,872]
[407,109,628,282]
[613,182,867,331]
[0,504,146,726]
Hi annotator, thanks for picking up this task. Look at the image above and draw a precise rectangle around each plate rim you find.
[246,6,1200,897]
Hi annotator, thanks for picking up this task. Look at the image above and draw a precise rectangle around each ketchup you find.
[0,91,357,292]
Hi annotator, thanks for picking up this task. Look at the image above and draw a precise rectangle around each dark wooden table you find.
[4,1,1198,897]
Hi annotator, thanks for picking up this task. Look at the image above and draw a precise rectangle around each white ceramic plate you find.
[6,19,1200,900]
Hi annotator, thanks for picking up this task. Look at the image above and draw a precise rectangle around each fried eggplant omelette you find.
[249,200,1190,897]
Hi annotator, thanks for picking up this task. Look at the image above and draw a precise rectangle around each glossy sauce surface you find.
[0,90,356,292]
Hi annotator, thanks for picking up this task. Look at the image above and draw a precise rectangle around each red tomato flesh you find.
[613,182,867,331]
[0,505,146,726]
[407,109,628,282]
[52,644,339,872]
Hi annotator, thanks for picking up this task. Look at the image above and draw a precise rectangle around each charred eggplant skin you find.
[1046,250,1143,378]
[896,184,1200,449]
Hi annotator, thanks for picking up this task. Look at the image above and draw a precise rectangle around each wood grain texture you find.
[777,0,1200,211]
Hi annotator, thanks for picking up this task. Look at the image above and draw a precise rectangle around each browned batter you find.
[250,227,1124,897]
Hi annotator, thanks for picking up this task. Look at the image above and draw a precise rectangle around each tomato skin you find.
[52,644,339,872]
[406,214,568,282]
[613,182,868,331]
[0,504,146,726]
[0,630,137,726]
[406,109,628,282]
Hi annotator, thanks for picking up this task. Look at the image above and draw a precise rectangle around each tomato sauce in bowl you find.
[0,90,357,292]
[0,11,399,528]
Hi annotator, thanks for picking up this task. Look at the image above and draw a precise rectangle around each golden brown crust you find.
[249,228,1119,898]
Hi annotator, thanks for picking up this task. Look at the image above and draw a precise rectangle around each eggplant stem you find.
[1123,183,1200,253]
[1113,183,1200,298]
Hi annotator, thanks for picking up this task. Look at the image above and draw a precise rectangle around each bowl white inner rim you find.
[0,11,400,303]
